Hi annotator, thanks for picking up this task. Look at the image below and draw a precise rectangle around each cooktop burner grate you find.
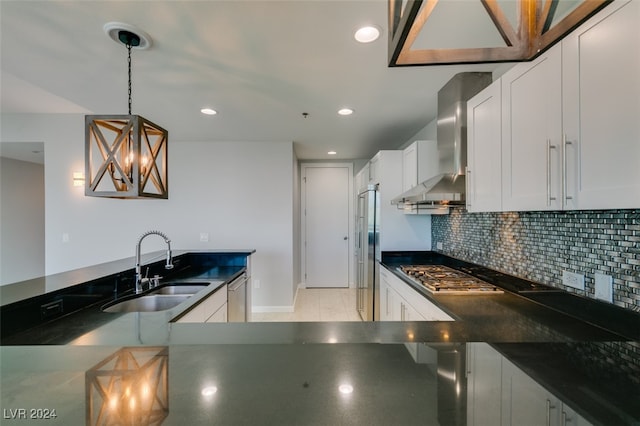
[398,265,503,294]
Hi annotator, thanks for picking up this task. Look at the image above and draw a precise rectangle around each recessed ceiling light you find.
[338,108,354,116]
[328,151,337,155]
[201,108,217,115]
[354,25,381,43]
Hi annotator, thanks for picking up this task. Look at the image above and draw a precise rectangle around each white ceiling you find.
[0,0,501,160]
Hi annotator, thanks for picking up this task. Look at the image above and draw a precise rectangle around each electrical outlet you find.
[594,273,613,302]
[254,279,260,289]
[562,270,585,290]
[199,233,209,242]
[62,233,70,243]
[436,242,443,250]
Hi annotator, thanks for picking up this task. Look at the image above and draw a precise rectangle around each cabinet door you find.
[355,167,365,193]
[176,286,227,323]
[502,44,563,211]
[562,0,640,209]
[467,80,502,212]
[379,272,393,320]
[502,358,561,426]
[369,155,380,183]
[205,303,227,323]
[467,343,502,426]
[400,300,425,321]
[561,403,593,426]
[402,142,418,192]
[403,140,439,193]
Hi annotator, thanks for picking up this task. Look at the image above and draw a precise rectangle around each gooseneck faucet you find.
[135,230,174,293]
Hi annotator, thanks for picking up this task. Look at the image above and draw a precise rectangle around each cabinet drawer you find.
[176,284,227,323]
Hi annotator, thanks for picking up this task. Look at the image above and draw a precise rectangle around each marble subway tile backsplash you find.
[432,209,640,312]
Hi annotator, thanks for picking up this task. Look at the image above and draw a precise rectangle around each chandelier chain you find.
[127,43,133,115]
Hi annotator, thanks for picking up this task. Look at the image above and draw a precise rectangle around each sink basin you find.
[102,294,192,313]
[148,283,209,295]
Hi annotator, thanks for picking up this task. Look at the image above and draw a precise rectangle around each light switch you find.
[62,233,70,243]
[199,233,209,242]
[594,273,613,303]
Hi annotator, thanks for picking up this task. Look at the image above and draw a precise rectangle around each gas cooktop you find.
[398,265,503,294]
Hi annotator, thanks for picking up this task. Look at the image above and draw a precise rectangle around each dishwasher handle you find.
[228,273,247,292]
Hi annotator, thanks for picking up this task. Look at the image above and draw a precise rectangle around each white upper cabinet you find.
[467,80,502,212]
[402,140,439,192]
[562,0,640,210]
[355,164,369,192]
[501,43,563,211]
[368,153,380,184]
[497,1,639,212]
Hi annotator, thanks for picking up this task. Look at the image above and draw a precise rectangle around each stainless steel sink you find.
[102,294,192,313]
[147,283,209,295]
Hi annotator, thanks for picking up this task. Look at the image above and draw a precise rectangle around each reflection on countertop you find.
[1,340,638,425]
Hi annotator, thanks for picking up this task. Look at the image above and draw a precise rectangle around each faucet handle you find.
[150,275,163,288]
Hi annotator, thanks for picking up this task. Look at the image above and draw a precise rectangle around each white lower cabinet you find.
[467,343,593,426]
[379,265,454,322]
[560,403,593,426]
[379,274,396,321]
[205,302,227,323]
[467,343,503,426]
[176,285,227,323]
[502,357,562,426]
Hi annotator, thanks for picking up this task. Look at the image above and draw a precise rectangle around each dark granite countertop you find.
[0,251,254,344]
[0,249,255,307]
[1,250,638,425]
[381,251,640,341]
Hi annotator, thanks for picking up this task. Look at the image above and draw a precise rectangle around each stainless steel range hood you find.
[392,72,492,207]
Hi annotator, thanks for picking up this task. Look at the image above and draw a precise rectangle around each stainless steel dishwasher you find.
[227,272,247,322]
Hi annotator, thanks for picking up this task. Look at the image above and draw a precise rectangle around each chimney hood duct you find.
[392,72,492,207]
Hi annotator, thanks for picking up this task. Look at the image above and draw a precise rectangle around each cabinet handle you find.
[546,399,556,426]
[562,411,570,425]
[465,166,472,208]
[385,288,390,316]
[547,140,557,206]
[563,134,574,202]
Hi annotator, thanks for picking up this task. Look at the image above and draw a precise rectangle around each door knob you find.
[343,236,348,240]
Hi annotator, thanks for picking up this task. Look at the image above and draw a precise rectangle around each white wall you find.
[292,151,301,294]
[0,113,295,308]
[397,119,437,150]
[0,156,45,285]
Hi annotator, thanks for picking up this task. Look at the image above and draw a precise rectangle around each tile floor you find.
[252,287,362,322]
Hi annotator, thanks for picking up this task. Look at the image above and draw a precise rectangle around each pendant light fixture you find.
[388,0,609,66]
[85,23,168,199]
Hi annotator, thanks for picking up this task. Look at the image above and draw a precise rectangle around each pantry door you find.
[302,163,352,288]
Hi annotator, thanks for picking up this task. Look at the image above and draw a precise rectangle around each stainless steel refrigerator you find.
[356,184,380,321]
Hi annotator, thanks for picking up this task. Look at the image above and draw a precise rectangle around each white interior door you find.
[303,164,351,288]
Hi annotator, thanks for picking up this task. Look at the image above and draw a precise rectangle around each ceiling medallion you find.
[85,23,168,199]
[388,0,611,66]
